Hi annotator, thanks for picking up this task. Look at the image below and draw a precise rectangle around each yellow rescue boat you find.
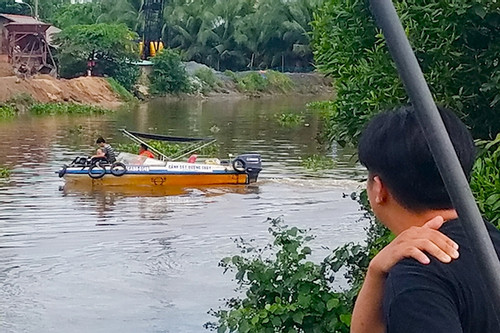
[58,130,262,187]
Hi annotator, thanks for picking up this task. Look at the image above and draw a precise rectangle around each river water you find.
[0,95,368,333]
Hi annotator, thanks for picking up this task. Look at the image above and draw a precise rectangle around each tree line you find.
[1,0,321,72]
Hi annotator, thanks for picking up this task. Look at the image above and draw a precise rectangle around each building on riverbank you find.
[0,14,58,76]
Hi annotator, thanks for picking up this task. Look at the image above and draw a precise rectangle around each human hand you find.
[368,216,459,277]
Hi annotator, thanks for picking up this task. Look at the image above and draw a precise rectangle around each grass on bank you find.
[1,93,112,118]
[224,70,294,94]
[29,103,109,115]
[106,77,136,102]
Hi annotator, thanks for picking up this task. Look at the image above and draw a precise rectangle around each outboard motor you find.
[232,153,262,183]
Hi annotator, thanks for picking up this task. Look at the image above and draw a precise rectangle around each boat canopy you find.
[120,129,216,161]
[125,130,212,143]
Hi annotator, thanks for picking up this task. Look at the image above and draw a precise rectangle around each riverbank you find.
[0,66,332,110]
[0,75,123,110]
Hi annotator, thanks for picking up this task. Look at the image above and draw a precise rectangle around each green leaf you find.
[340,313,352,325]
[292,312,304,324]
[326,298,340,311]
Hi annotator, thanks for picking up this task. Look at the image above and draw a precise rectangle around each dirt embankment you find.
[0,55,122,109]
[0,55,332,107]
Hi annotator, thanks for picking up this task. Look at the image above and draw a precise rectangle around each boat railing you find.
[120,129,217,162]
[121,129,171,161]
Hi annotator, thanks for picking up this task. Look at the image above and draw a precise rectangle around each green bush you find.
[30,103,109,115]
[110,60,140,92]
[150,49,192,95]
[267,70,294,92]
[194,68,220,91]
[54,23,139,81]
[471,134,500,228]
[311,0,500,144]
[206,217,352,333]
[236,72,269,92]
[223,70,238,82]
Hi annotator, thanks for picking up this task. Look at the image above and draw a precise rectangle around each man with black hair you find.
[350,106,500,333]
[93,136,116,163]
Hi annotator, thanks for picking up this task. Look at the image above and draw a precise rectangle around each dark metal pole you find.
[368,0,500,312]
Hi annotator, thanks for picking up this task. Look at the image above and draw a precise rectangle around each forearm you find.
[350,266,386,333]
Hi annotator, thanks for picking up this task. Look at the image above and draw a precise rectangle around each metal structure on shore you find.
[142,0,164,59]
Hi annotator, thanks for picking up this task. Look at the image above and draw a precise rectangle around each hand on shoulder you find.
[368,216,459,277]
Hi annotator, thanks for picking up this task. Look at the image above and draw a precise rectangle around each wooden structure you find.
[0,14,57,76]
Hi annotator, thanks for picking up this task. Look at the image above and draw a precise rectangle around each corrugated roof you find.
[0,14,46,25]
[46,26,61,47]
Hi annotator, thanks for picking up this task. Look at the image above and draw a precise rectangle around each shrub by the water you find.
[311,0,500,144]
[206,217,353,333]
[194,68,221,93]
[471,134,500,228]
[149,49,191,95]
[236,72,269,92]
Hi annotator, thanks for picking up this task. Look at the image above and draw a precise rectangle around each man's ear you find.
[372,175,388,204]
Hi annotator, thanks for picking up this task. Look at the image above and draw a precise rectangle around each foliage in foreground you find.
[471,134,500,228]
[149,49,192,95]
[311,0,500,144]
[29,103,109,115]
[208,136,500,332]
[206,217,352,333]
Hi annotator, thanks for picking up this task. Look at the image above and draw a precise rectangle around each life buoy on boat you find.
[88,162,106,179]
[58,165,67,178]
[232,158,246,173]
[110,162,127,176]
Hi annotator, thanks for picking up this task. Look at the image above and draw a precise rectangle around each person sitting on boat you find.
[93,136,117,163]
[139,143,155,159]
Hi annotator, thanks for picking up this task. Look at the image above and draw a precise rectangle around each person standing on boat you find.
[94,136,117,163]
[139,143,155,159]
[350,106,500,333]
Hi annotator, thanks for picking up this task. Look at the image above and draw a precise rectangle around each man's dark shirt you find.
[383,219,500,333]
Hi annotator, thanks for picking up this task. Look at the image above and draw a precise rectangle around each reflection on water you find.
[0,95,368,333]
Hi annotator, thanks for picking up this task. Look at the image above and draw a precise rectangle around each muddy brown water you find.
[0,95,368,333]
